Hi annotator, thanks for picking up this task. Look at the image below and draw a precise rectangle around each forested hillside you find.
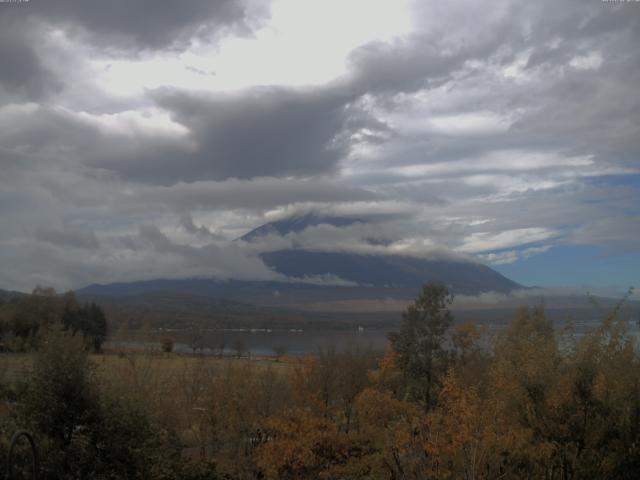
[0,287,107,352]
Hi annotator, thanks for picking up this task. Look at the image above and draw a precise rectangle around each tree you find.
[20,327,100,475]
[10,311,39,342]
[9,288,62,348]
[19,327,186,479]
[188,321,207,355]
[62,300,108,353]
[451,322,490,388]
[334,346,373,433]
[388,282,453,411]
[160,336,175,353]
[233,338,246,358]
[85,302,107,353]
[256,408,337,480]
[273,345,288,362]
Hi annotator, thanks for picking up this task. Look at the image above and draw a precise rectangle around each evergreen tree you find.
[388,282,453,410]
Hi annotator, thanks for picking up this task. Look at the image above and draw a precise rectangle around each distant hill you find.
[0,288,25,301]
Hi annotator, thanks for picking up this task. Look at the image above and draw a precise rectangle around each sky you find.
[0,0,638,295]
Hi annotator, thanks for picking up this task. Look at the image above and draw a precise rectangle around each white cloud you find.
[390,150,594,178]
[569,51,603,71]
[428,111,513,135]
[453,285,639,306]
[73,108,191,139]
[459,228,557,253]
[477,245,552,265]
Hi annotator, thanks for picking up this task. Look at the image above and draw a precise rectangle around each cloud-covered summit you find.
[0,0,638,294]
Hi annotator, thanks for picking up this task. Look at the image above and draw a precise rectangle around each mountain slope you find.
[261,250,520,293]
[242,213,521,294]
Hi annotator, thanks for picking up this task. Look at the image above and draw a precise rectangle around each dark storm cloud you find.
[110,86,361,182]
[20,85,371,184]
[13,0,255,52]
[0,16,60,100]
[348,33,502,95]
[0,102,195,188]
[0,104,94,154]
[0,83,382,186]
[89,80,394,183]
[0,0,261,102]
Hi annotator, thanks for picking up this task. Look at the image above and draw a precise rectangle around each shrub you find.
[160,336,175,353]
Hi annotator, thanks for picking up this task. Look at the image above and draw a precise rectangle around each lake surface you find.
[106,317,639,357]
[108,327,391,356]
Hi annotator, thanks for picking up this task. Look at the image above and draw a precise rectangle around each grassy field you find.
[0,353,32,387]
[1,351,296,388]
[1,349,299,460]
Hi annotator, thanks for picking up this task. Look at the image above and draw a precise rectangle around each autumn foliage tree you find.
[255,287,640,480]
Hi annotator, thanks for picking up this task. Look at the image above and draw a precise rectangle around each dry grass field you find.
[1,349,300,476]
[1,350,296,388]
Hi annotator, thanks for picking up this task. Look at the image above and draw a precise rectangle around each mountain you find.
[77,214,522,305]
[260,250,519,293]
[242,214,521,294]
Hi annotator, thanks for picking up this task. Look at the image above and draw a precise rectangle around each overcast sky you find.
[0,0,638,294]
